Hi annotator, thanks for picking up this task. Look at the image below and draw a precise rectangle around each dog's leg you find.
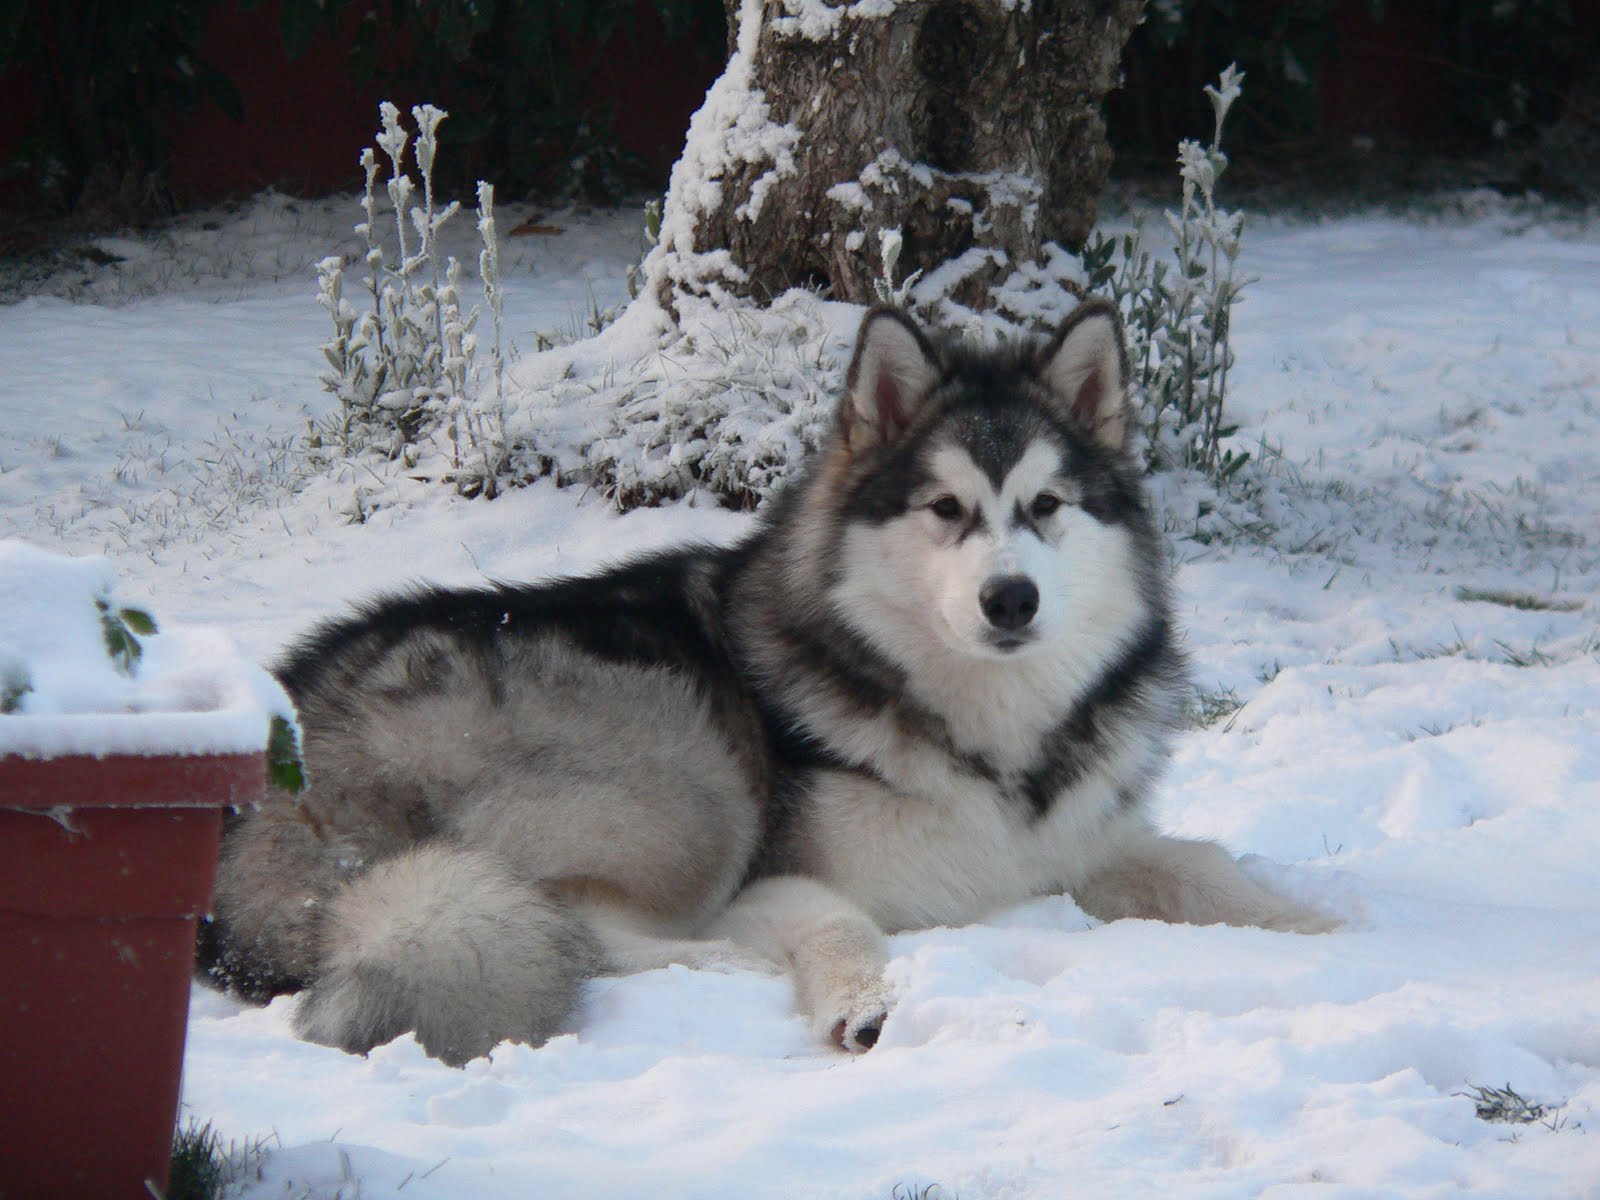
[1074,831,1339,934]
[709,876,894,1052]
[582,909,781,976]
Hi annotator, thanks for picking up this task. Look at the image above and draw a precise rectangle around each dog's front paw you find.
[677,938,784,976]
[816,976,895,1053]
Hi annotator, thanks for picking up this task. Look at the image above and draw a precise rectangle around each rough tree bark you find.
[647,0,1144,318]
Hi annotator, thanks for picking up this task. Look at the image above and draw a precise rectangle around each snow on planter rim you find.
[0,539,298,761]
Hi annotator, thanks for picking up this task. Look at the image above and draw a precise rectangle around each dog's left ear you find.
[1040,299,1130,453]
[842,307,941,453]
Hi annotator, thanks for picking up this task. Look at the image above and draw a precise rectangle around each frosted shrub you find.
[316,103,512,498]
[525,292,845,511]
[1081,64,1255,483]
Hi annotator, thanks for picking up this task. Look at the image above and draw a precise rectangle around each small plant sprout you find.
[0,661,29,713]
[626,198,664,300]
[874,227,923,307]
[1082,63,1255,485]
[95,593,156,676]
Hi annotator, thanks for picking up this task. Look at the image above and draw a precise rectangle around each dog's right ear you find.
[841,307,941,452]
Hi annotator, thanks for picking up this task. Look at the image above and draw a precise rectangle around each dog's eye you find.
[1030,493,1062,518]
[929,496,963,521]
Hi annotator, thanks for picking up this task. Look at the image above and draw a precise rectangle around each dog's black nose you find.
[980,576,1039,630]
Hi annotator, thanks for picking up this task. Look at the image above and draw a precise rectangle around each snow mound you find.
[0,540,297,760]
[510,290,860,508]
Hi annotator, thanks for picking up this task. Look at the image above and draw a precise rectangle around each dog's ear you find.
[842,307,941,452]
[1041,299,1130,453]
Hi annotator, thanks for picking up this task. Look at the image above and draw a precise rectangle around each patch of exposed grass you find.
[1192,683,1244,729]
[1455,586,1584,613]
[163,1120,229,1200]
[158,1119,270,1200]
[1387,630,1471,664]
[1456,1083,1570,1130]
[1494,639,1555,668]
[1385,629,1577,670]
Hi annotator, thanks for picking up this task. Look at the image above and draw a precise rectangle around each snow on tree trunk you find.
[646,0,1144,317]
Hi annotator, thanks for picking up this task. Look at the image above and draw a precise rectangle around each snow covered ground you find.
[2,192,1598,1198]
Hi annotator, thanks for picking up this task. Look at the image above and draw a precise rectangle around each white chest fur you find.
[796,758,1143,933]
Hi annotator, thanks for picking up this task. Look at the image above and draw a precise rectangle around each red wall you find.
[1318,2,1445,141]
[164,1,719,206]
[0,1,720,213]
[166,4,401,203]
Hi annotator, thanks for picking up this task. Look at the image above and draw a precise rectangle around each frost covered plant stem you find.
[873,228,922,308]
[314,103,512,497]
[1082,64,1254,483]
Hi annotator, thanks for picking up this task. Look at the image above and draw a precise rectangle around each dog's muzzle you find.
[980,575,1039,633]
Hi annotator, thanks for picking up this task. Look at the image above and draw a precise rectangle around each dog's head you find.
[822,300,1151,665]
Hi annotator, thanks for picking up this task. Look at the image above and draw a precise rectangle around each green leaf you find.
[119,607,158,635]
[1220,450,1252,479]
[1,670,31,714]
[96,596,142,676]
[267,715,307,794]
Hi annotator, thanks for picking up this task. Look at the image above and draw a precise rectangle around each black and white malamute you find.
[201,299,1334,1065]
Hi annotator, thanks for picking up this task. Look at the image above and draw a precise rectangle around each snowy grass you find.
[1456,1083,1569,1130]
[166,1120,232,1200]
[165,1119,273,1200]
[4,191,1600,1198]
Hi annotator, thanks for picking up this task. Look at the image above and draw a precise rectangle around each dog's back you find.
[202,551,771,1063]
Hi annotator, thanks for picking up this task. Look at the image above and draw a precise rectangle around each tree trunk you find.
[647,0,1144,319]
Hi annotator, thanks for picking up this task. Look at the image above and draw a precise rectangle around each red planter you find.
[0,752,263,1200]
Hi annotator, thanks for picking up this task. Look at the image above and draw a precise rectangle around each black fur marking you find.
[771,616,904,715]
[946,390,1048,491]
[1014,614,1176,819]
[758,605,1004,793]
[276,546,745,704]
[846,433,934,523]
[1069,441,1143,527]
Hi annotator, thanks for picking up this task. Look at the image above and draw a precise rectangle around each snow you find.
[0,540,295,760]
[2,191,1599,1196]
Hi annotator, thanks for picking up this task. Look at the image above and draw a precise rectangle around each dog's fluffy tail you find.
[290,844,601,1066]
